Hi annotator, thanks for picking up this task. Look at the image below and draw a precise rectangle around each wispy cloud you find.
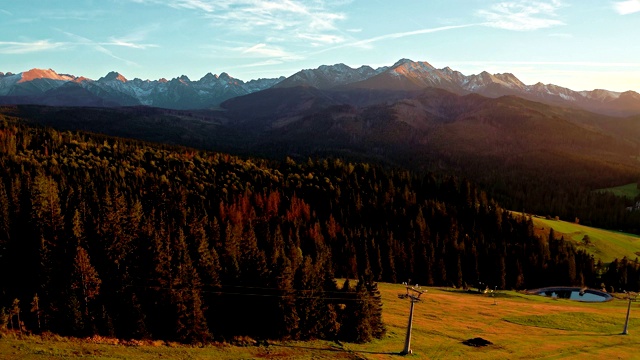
[167,0,215,12]
[613,0,640,14]
[105,38,158,49]
[478,0,564,31]
[204,1,345,33]
[242,43,292,58]
[0,9,13,16]
[56,30,139,66]
[105,27,160,49]
[229,59,285,69]
[202,42,302,62]
[0,40,64,54]
[130,0,346,45]
[315,24,477,53]
[297,34,345,46]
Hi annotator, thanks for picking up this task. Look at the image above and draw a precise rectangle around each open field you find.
[530,216,640,263]
[596,183,640,200]
[2,283,640,359]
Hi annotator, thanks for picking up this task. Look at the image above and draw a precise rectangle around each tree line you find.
[0,118,634,343]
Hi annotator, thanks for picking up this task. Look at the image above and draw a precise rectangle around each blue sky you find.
[1,0,639,92]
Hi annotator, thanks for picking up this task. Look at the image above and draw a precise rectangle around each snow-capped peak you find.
[392,58,415,67]
[19,68,75,83]
[393,59,435,70]
[218,72,233,81]
[100,71,128,83]
[199,73,217,82]
[580,89,622,101]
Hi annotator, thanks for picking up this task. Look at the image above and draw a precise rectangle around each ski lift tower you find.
[398,282,426,355]
[622,291,638,335]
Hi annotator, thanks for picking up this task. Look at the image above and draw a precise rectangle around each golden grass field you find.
[2,283,640,359]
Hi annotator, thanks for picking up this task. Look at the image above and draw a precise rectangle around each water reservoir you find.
[531,287,612,302]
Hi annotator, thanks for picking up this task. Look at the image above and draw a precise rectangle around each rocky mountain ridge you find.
[1,60,639,116]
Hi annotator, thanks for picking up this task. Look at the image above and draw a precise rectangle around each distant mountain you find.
[274,63,387,89]
[272,60,640,116]
[0,68,284,109]
[2,60,640,116]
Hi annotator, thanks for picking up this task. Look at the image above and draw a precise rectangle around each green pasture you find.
[596,183,640,200]
[530,216,640,263]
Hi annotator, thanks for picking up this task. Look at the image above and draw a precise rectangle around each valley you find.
[1,58,640,358]
[3,0,640,357]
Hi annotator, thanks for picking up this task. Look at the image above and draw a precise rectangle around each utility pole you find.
[398,282,426,355]
[622,291,637,335]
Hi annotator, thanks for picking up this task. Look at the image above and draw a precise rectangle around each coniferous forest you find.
[1,118,639,343]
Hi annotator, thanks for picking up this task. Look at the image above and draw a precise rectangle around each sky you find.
[1,0,639,92]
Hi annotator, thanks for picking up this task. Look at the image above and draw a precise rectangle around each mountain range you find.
[0,68,283,110]
[2,59,640,116]
[3,58,640,223]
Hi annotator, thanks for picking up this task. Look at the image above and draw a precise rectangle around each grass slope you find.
[596,183,640,200]
[2,283,640,359]
[531,216,640,263]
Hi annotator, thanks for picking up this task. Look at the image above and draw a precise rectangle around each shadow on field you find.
[268,342,403,356]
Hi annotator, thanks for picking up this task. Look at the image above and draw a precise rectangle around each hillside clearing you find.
[596,183,640,200]
[530,216,640,263]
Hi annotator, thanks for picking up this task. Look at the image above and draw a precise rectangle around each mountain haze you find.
[2,59,640,116]
[0,68,284,109]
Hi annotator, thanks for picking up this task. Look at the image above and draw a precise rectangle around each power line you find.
[123,283,379,303]
[128,276,369,295]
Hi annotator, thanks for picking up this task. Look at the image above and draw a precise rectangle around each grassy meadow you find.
[2,283,640,359]
[530,216,640,263]
[596,183,640,200]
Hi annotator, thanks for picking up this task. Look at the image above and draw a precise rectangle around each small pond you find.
[531,287,613,302]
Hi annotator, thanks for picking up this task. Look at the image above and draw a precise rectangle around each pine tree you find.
[71,246,102,316]
[341,279,372,343]
[10,299,21,333]
[171,229,211,343]
[31,293,42,331]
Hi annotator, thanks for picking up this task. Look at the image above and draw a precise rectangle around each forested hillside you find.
[0,117,638,343]
[3,97,639,236]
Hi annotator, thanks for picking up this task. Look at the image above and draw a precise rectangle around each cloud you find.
[203,1,345,33]
[230,59,285,69]
[0,9,13,16]
[104,38,158,49]
[478,0,564,31]
[201,42,302,62]
[0,40,64,54]
[242,43,292,58]
[130,0,346,44]
[613,0,640,14]
[130,0,214,12]
[168,0,215,12]
[297,33,345,45]
[57,30,139,66]
[315,24,477,53]
[105,27,160,49]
